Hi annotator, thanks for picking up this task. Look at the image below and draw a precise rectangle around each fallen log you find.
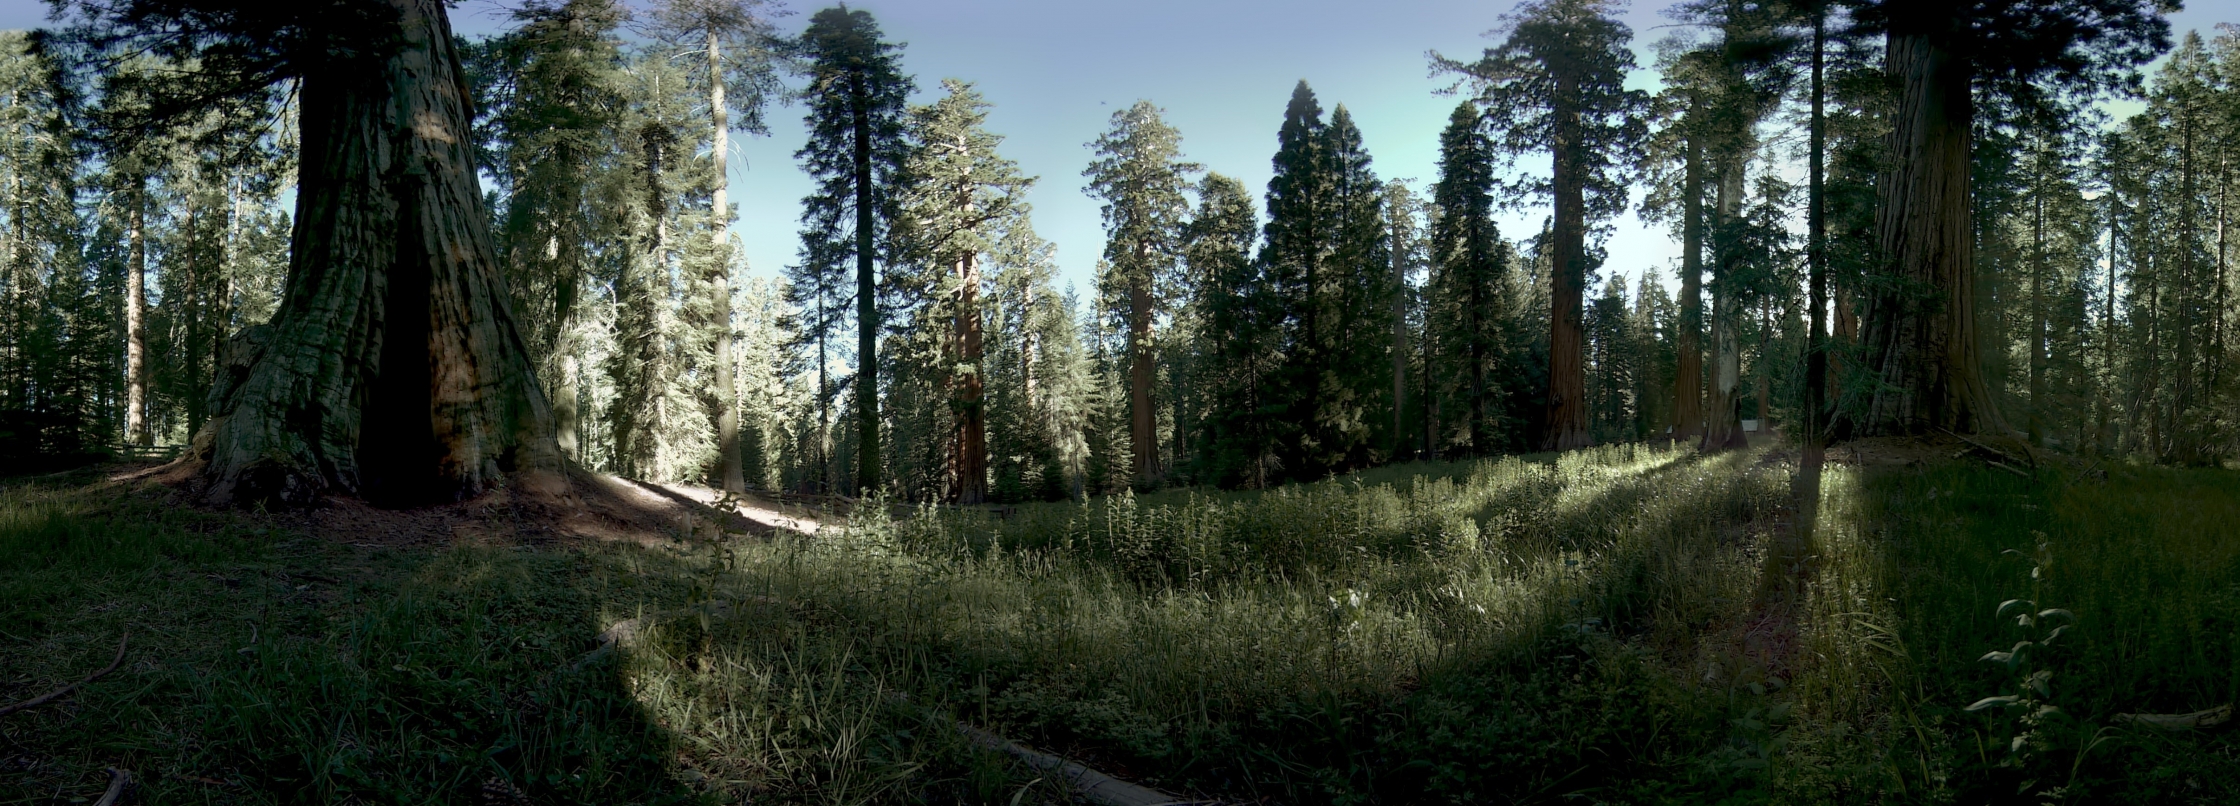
[2115,704,2232,732]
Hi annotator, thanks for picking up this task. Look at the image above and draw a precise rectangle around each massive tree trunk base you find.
[1855,29,2012,440]
[196,0,562,509]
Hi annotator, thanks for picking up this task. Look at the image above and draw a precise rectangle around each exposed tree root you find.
[0,632,128,718]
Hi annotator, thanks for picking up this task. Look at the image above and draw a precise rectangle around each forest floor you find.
[3,441,2238,805]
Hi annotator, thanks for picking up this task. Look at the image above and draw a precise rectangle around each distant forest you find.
[0,0,2225,503]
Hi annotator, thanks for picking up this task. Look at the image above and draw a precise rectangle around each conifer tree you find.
[468,0,627,463]
[1385,179,1429,459]
[794,5,912,494]
[647,0,787,492]
[1083,100,1196,487]
[1183,172,1269,486]
[1426,100,1517,454]
[896,79,1030,504]
[1436,0,1649,452]
[1845,0,2168,438]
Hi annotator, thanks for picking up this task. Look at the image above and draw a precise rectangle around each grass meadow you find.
[3,444,2237,804]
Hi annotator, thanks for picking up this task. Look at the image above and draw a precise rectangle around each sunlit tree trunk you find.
[709,29,744,492]
[1702,154,1746,452]
[199,0,561,506]
[125,176,148,446]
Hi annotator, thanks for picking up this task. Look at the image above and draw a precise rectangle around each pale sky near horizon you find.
[3,0,2233,303]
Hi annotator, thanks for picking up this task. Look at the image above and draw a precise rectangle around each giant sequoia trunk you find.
[1856,24,2009,437]
[198,0,562,507]
[1543,83,1591,452]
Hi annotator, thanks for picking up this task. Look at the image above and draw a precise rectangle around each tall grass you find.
[9,448,2235,804]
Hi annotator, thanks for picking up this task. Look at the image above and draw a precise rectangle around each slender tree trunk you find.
[125,175,148,446]
[1673,136,1705,442]
[1544,83,1591,451]
[1471,271,1486,453]
[709,30,744,492]
[956,252,988,503]
[1797,6,1829,541]
[1857,23,2009,437]
[2029,139,2047,446]
[850,77,881,494]
[1392,236,1408,460]
[198,0,561,506]
[1702,151,1747,452]
[1129,242,1157,485]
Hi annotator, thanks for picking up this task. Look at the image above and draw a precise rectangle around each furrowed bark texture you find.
[201,0,560,507]
[1857,27,2009,437]
[1543,83,1591,452]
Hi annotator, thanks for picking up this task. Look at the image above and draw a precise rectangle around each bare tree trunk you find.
[1673,137,1705,442]
[1795,7,1829,551]
[850,76,880,495]
[125,176,148,446]
[709,30,744,492]
[199,0,561,507]
[2029,137,2048,446]
[1392,237,1408,460]
[955,252,988,503]
[1702,152,1747,452]
[1129,243,1158,485]
[1857,25,2009,437]
[1543,83,1591,452]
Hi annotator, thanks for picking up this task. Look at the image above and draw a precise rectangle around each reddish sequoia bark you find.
[198,0,562,506]
[1856,26,2010,437]
[953,252,988,504]
[1543,79,1591,452]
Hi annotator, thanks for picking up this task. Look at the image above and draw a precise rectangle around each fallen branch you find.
[93,767,133,806]
[887,692,1204,806]
[2114,703,2232,732]
[953,719,1204,806]
[0,632,129,718]
[1943,429,2034,471]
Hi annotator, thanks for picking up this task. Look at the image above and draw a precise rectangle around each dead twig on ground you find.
[93,767,133,806]
[0,632,129,718]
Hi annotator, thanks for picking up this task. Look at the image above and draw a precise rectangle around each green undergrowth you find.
[0,475,1049,805]
[5,446,2238,804]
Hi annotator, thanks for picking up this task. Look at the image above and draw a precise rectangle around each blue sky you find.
[5,0,2233,299]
